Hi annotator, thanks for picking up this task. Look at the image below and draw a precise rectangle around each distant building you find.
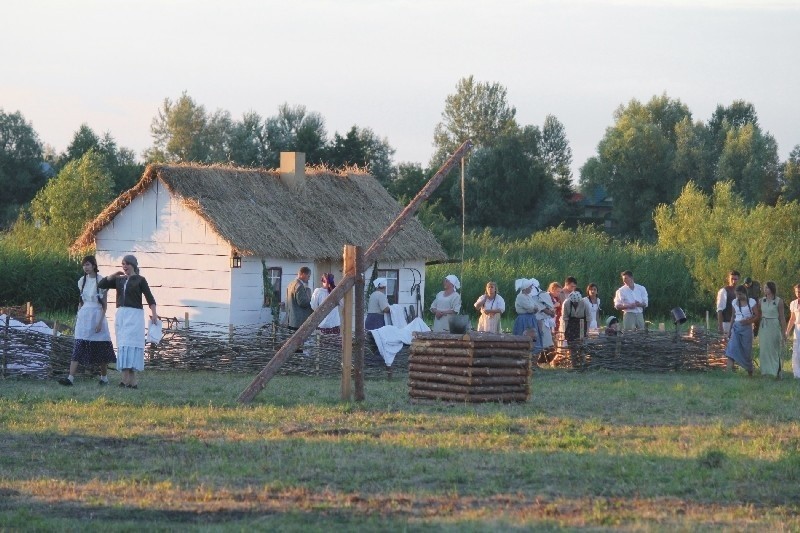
[569,186,613,229]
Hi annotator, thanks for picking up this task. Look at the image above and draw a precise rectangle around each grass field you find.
[1,364,799,531]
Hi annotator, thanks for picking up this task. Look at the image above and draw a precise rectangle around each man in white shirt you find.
[614,270,648,331]
[716,270,740,335]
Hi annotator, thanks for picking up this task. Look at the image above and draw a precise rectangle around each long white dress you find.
[583,296,601,330]
[791,299,800,378]
[430,291,462,332]
[475,294,505,333]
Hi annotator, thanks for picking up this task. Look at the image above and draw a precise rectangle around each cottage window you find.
[263,267,282,307]
[376,269,399,305]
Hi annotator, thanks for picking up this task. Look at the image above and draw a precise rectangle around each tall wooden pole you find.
[341,245,356,400]
[237,139,473,404]
[353,246,365,401]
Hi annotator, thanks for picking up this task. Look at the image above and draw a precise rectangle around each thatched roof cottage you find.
[72,153,446,334]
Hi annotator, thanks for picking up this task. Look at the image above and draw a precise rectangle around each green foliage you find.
[654,181,800,300]
[57,124,143,194]
[716,123,781,205]
[28,150,115,247]
[782,144,800,202]
[326,125,396,185]
[464,127,562,229]
[264,103,328,167]
[0,109,46,227]
[146,91,234,163]
[431,75,519,166]
[0,239,78,312]
[426,226,698,323]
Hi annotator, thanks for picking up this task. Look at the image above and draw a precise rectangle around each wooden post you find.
[237,139,473,404]
[51,321,58,377]
[229,324,234,343]
[185,312,190,329]
[2,314,9,379]
[341,245,356,400]
[353,246,365,401]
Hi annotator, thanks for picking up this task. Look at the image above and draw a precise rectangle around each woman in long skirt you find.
[785,283,800,379]
[474,281,505,333]
[725,285,759,376]
[758,281,786,377]
[58,256,116,386]
[98,254,157,389]
[513,279,540,345]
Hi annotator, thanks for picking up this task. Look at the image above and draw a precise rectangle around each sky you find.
[3,0,799,180]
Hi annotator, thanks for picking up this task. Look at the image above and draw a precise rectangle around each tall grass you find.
[0,237,78,313]
[428,226,699,323]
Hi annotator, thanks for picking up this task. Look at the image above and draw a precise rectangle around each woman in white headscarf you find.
[366,277,391,330]
[430,274,462,332]
[512,278,540,339]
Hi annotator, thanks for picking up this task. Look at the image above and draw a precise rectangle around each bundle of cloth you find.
[368,305,430,366]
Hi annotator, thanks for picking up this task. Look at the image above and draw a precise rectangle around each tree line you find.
[2,77,800,252]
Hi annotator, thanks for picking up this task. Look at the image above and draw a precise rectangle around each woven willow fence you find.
[1,319,405,380]
[547,328,728,371]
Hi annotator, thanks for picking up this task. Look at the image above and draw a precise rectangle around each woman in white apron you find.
[58,255,116,386]
[98,254,157,389]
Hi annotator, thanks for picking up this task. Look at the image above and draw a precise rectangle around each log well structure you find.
[409,331,533,403]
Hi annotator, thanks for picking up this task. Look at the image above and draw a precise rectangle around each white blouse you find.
[78,275,107,306]
[732,298,757,322]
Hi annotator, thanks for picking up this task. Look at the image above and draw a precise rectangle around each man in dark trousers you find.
[286,266,312,329]
[716,270,740,335]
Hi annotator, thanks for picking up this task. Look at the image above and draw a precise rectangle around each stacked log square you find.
[409,332,532,403]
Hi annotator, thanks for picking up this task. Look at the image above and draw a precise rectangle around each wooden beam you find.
[237,139,473,404]
[341,245,356,401]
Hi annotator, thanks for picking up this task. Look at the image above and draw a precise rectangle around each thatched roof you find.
[72,163,447,262]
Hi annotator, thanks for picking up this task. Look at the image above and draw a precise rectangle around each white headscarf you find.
[444,274,460,290]
[515,278,534,292]
[373,277,387,289]
[529,278,540,292]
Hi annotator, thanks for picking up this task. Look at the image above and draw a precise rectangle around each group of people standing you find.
[716,270,800,379]
[59,254,157,388]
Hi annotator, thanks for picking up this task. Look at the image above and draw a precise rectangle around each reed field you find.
[427,226,700,324]
[1,367,799,531]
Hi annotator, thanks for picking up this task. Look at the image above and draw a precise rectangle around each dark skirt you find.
[365,313,385,331]
[71,339,116,365]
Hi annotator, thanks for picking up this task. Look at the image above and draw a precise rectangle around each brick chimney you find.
[279,152,305,188]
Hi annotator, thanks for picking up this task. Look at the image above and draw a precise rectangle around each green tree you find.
[540,114,574,202]
[387,162,430,202]
[0,109,46,227]
[673,116,715,192]
[326,126,395,185]
[716,123,781,205]
[432,75,518,165]
[28,150,115,246]
[781,144,800,202]
[463,126,560,230]
[581,94,692,237]
[655,180,800,301]
[59,124,143,193]
[229,111,268,167]
[264,103,327,167]
[146,92,234,163]
[430,76,519,219]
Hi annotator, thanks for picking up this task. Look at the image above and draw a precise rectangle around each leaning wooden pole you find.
[237,139,473,404]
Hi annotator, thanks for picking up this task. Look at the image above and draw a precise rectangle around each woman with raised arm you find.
[97,254,157,389]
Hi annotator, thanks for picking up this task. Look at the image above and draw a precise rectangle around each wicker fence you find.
[1,317,404,380]
[548,327,728,371]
